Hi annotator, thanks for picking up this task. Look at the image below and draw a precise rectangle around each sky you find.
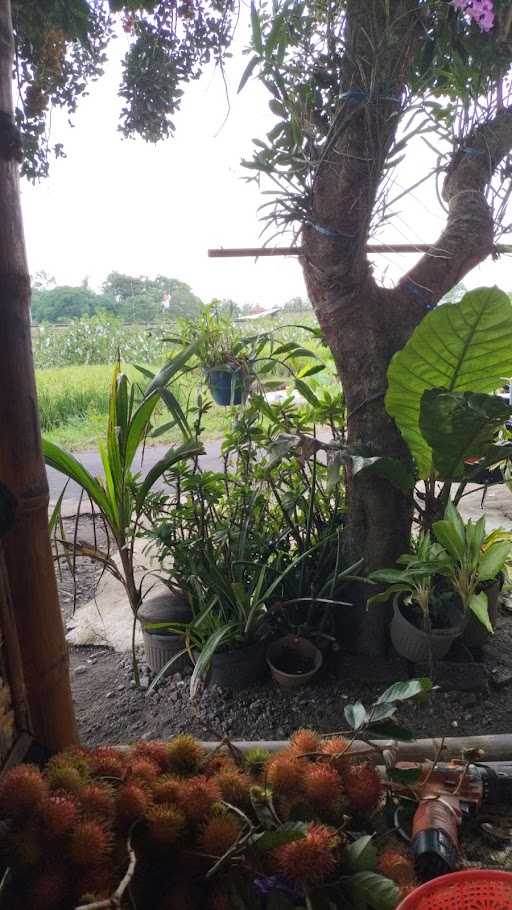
[19,8,512,309]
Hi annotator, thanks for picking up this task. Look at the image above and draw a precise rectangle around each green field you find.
[36,364,233,449]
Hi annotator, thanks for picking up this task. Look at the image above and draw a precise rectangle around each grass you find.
[36,364,234,450]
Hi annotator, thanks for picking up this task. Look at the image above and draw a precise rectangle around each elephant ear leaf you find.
[419,389,512,480]
[385,287,512,477]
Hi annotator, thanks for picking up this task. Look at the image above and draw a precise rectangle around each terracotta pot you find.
[390,594,464,663]
[462,575,502,649]
[139,588,192,677]
[266,635,323,689]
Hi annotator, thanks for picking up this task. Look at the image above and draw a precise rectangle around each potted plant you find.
[368,532,464,663]
[138,585,192,677]
[432,504,512,648]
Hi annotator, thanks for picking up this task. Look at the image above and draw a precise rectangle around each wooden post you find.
[0,0,77,750]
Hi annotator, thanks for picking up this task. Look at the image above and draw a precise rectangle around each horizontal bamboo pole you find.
[208,244,512,258]
[196,734,512,762]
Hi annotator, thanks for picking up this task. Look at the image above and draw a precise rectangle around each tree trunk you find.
[305,270,417,654]
[0,0,77,750]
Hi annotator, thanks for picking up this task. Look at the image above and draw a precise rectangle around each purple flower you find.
[450,0,495,32]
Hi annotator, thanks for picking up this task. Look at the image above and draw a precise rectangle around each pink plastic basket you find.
[397,870,512,910]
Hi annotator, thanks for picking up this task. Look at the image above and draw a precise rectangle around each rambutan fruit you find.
[127,757,160,786]
[178,776,221,823]
[203,753,237,778]
[266,754,306,797]
[290,729,321,755]
[69,820,112,867]
[199,814,242,856]
[31,868,68,910]
[12,822,44,867]
[377,848,416,886]
[343,763,382,813]
[320,737,352,773]
[38,794,79,837]
[166,735,204,775]
[130,740,170,770]
[91,747,126,779]
[243,748,270,777]
[159,882,204,909]
[147,804,186,846]
[49,747,93,776]
[304,764,343,814]
[116,782,150,824]
[273,823,339,883]
[153,775,182,805]
[47,763,85,797]
[75,866,114,903]
[81,784,115,822]
[215,769,251,807]
[0,764,48,817]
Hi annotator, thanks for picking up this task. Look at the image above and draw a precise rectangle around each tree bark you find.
[0,0,77,750]
[301,1,512,654]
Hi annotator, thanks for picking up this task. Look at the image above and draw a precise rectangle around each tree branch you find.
[399,107,512,308]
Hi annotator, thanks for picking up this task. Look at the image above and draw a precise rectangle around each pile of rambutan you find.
[0,732,413,909]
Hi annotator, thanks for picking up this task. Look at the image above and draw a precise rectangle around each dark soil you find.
[62,517,512,748]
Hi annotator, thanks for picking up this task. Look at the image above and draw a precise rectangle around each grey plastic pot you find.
[266,635,323,689]
[390,594,464,663]
[196,641,267,690]
[139,588,192,677]
[462,576,502,649]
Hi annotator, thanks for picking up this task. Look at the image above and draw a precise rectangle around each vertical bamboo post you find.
[0,0,78,750]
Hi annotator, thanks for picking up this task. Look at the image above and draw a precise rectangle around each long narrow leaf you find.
[136,439,204,506]
[43,440,116,527]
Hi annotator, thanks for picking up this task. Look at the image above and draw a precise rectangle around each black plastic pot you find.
[139,589,192,677]
[206,368,243,406]
[199,641,267,689]
[462,575,502,649]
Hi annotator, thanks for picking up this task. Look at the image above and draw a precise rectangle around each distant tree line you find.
[30,271,312,324]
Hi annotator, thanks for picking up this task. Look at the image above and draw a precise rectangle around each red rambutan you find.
[199,814,242,856]
[153,776,182,805]
[290,729,321,755]
[273,823,339,883]
[343,763,382,813]
[91,747,126,779]
[31,868,68,910]
[166,735,204,775]
[178,776,221,823]
[75,866,115,902]
[127,757,160,785]
[81,784,115,822]
[214,769,251,807]
[203,753,237,778]
[377,848,416,886]
[69,820,112,867]
[131,741,169,770]
[0,764,48,817]
[320,737,352,773]
[305,764,343,813]
[266,754,306,797]
[38,794,79,837]
[147,804,186,846]
[116,782,150,824]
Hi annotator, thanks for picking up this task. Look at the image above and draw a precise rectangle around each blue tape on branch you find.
[404,279,434,309]
[306,220,357,240]
[463,147,484,157]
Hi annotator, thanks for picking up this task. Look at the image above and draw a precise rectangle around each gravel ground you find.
[62,517,512,747]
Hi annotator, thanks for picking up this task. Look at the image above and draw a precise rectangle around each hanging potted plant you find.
[368,532,464,663]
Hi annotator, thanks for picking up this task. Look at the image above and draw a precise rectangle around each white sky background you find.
[19,8,512,308]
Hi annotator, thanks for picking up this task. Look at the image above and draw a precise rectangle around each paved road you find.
[47,441,224,509]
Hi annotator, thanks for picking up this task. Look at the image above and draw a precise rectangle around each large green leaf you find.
[350,872,400,910]
[43,439,115,527]
[386,287,512,477]
[376,678,432,704]
[350,455,415,494]
[420,389,512,479]
[468,591,493,633]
